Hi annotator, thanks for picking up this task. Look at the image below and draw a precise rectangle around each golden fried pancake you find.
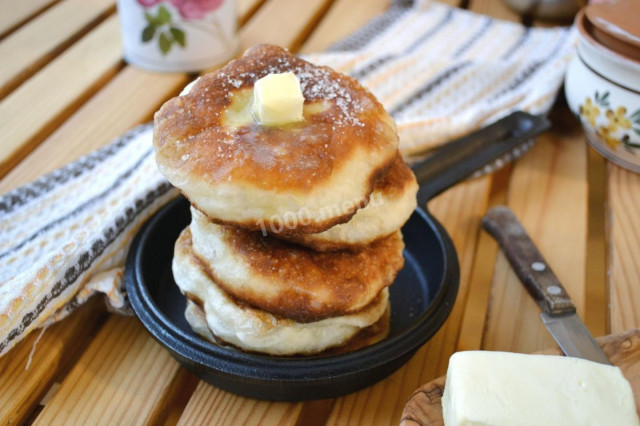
[184,299,390,356]
[154,44,399,234]
[189,207,405,323]
[280,153,417,251]
[174,228,390,356]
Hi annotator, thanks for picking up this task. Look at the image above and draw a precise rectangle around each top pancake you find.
[153,44,399,234]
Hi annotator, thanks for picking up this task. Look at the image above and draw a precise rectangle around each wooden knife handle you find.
[482,206,576,316]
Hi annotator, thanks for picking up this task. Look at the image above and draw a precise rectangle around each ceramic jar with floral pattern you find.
[564,0,640,173]
[117,0,238,72]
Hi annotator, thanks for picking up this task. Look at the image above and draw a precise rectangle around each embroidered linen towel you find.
[305,0,576,157]
[0,0,576,357]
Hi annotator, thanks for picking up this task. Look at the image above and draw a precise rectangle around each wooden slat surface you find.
[178,382,302,426]
[239,0,333,51]
[585,147,608,337]
[456,165,512,352]
[0,66,187,192]
[608,165,640,333]
[0,0,115,99]
[300,0,389,53]
[237,0,267,25]
[0,0,59,38]
[0,0,636,424]
[0,298,105,425]
[34,316,182,425]
[468,0,520,20]
[0,15,123,179]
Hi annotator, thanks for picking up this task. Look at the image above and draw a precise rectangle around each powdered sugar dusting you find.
[156,45,398,190]
[215,50,367,128]
[295,62,365,128]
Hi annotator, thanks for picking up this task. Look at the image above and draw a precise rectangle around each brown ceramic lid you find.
[585,0,640,61]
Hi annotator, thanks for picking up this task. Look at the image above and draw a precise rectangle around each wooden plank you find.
[0,15,123,180]
[425,179,493,371]
[585,147,607,337]
[238,0,267,26]
[300,0,389,53]
[0,0,59,39]
[0,66,188,192]
[483,110,589,353]
[0,298,106,425]
[608,164,640,333]
[157,370,199,426]
[467,0,521,21]
[0,0,116,99]
[439,0,464,6]
[239,0,333,52]
[325,176,493,425]
[34,316,182,425]
[177,382,302,426]
[456,165,512,351]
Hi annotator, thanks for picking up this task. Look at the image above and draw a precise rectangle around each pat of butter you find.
[251,72,304,126]
[442,351,639,426]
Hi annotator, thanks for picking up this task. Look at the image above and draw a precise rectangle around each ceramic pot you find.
[564,2,640,173]
[117,0,238,73]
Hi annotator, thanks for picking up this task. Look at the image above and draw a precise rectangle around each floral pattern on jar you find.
[578,91,640,153]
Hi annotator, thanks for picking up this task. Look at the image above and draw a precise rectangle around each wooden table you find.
[1,0,638,424]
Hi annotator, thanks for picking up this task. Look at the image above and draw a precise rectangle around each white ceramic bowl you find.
[564,9,640,172]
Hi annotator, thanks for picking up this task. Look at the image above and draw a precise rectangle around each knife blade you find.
[482,206,611,365]
[540,312,610,364]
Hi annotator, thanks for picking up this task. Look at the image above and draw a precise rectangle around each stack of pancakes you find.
[153,45,418,356]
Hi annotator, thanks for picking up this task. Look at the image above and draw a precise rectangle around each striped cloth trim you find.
[0,128,178,356]
[0,0,576,357]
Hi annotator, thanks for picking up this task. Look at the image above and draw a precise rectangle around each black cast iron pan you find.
[125,111,549,401]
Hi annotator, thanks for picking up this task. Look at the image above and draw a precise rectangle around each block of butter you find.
[252,72,304,126]
[442,351,639,426]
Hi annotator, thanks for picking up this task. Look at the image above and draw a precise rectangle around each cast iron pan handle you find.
[412,111,550,206]
[482,206,576,316]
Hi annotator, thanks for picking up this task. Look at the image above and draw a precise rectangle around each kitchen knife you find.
[482,206,611,365]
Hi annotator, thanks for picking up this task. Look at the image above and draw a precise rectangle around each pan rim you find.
[126,196,459,389]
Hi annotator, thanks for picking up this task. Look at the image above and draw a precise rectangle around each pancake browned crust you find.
[280,153,418,251]
[153,44,399,234]
[189,207,405,323]
[184,299,390,357]
[175,228,390,355]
